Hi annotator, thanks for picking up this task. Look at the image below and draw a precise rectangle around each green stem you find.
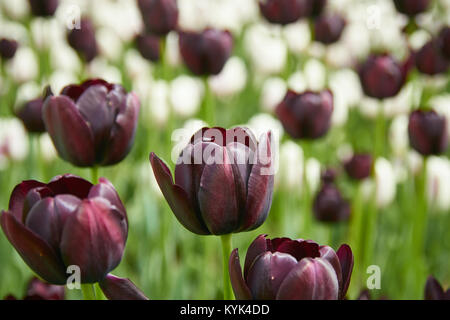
[413,157,428,259]
[91,167,99,184]
[220,234,233,300]
[81,284,96,300]
[301,140,313,238]
[94,283,107,300]
[374,108,385,158]
[362,187,377,273]
[348,182,364,294]
[202,77,215,126]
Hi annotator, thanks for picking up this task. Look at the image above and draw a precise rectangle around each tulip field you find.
[0,0,449,301]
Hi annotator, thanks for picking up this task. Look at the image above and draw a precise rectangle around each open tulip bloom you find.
[229,235,354,300]
[150,127,275,299]
[0,174,147,300]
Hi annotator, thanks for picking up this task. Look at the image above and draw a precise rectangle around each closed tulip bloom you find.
[0,174,128,284]
[408,109,448,156]
[344,153,373,180]
[229,235,354,299]
[314,14,346,45]
[393,0,431,16]
[415,40,449,75]
[150,127,274,235]
[275,90,333,139]
[358,54,410,99]
[0,38,19,60]
[135,33,160,62]
[43,79,140,167]
[438,27,450,59]
[179,29,233,76]
[24,277,65,300]
[424,276,450,300]
[137,0,178,36]
[16,87,53,134]
[259,0,310,25]
[28,0,59,17]
[67,18,98,63]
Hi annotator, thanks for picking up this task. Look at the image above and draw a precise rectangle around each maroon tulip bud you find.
[229,235,354,300]
[313,180,350,223]
[135,33,160,62]
[0,174,128,284]
[259,0,311,25]
[43,79,140,167]
[321,168,337,184]
[408,109,448,156]
[314,14,346,45]
[67,18,98,63]
[179,29,233,76]
[0,38,18,60]
[424,276,450,300]
[438,27,450,60]
[415,40,449,75]
[358,54,410,99]
[275,90,333,139]
[150,127,274,235]
[15,87,52,133]
[309,0,327,17]
[24,277,65,300]
[28,0,59,17]
[137,0,178,36]
[393,0,431,16]
[344,153,373,180]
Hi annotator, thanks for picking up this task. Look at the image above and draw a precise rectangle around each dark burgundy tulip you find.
[424,276,450,300]
[28,0,59,17]
[99,274,149,300]
[0,174,128,284]
[314,14,346,45]
[393,0,431,16]
[67,18,98,63]
[309,0,327,17]
[0,38,18,60]
[344,153,373,180]
[259,0,311,25]
[358,54,411,99]
[313,172,350,223]
[229,235,354,300]
[137,0,178,36]
[16,86,53,133]
[150,127,274,235]
[438,27,450,59]
[24,277,65,300]
[275,90,333,140]
[179,29,233,76]
[415,40,449,75]
[43,79,140,167]
[408,109,448,156]
[135,33,160,62]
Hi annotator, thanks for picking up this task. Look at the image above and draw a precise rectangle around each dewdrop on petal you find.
[170,75,203,117]
[260,77,286,112]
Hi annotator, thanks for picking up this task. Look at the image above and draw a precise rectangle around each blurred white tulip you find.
[427,157,450,211]
[14,81,41,108]
[429,95,450,139]
[209,57,247,97]
[306,157,321,194]
[170,75,204,117]
[49,70,78,94]
[8,47,38,83]
[278,141,304,190]
[88,58,122,83]
[147,80,170,126]
[260,77,286,112]
[0,118,28,169]
[165,31,181,67]
[304,59,326,91]
[97,27,123,61]
[389,115,409,157]
[283,21,311,53]
[375,157,397,208]
[124,49,152,81]
[287,71,307,93]
[39,133,57,162]
[1,0,29,20]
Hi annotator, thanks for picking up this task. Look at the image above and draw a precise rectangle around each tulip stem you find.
[91,167,99,184]
[94,283,107,300]
[412,157,428,261]
[348,182,364,295]
[202,77,215,126]
[81,284,96,300]
[220,234,233,300]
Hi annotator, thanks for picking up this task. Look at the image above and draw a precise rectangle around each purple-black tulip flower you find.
[150,127,274,235]
[0,38,18,60]
[408,109,448,156]
[16,87,53,134]
[67,18,98,63]
[438,27,450,60]
[137,0,178,36]
[0,174,128,285]
[42,79,140,167]
[3,277,65,300]
[424,276,450,300]
[229,235,354,300]
[314,14,346,45]
[259,0,311,25]
[344,153,373,180]
[28,0,59,17]
[276,90,333,140]
[135,33,160,62]
[178,29,233,76]
[393,0,431,16]
[358,54,411,99]
[415,40,449,75]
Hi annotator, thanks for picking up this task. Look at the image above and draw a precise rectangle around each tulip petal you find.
[88,177,127,220]
[424,276,444,300]
[336,244,354,299]
[246,251,298,300]
[0,211,67,285]
[276,239,321,261]
[198,147,240,235]
[102,93,140,165]
[99,274,149,300]
[150,152,209,235]
[229,249,252,300]
[43,96,95,166]
[244,234,268,280]
[60,198,127,283]
[319,246,343,296]
[276,258,339,300]
[8,180,46,221]
[47,174,93,198]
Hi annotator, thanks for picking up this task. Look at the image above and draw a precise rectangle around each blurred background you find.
[0,0,449,300]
